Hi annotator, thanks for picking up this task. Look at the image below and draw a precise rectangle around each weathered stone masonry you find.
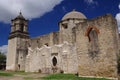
[6,10,119,79]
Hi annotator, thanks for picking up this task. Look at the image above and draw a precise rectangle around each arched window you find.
[88,28,99,52]
[20,23,24,32]
[85,26,100,58]
[52,57,57,66]
[18,64,20,70]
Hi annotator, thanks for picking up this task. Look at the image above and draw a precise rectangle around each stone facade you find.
[75,14,119,78]
[6,10,119,79]
[26,42,78,74]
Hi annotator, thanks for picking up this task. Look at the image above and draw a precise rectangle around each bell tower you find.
[6,12,29,71]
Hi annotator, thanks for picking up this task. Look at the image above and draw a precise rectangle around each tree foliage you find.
[0,52,6,70]
[0,52,6,65]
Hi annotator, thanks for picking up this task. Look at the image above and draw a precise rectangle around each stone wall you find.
[118,33,120,53]
[17,38,28,71]
[25,42,78,74]
[6,38,18,71]
[29,32,59,49]
[24,14,119,79]
[6,37,28,71]
[59,19,84,44]
[75,14,118,78]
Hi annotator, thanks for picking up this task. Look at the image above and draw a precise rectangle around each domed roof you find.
[62,10,87,20]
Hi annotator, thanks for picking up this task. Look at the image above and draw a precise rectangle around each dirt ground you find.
[0,73,47,80]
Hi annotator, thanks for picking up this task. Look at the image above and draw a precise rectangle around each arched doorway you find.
[52,56,57,66]
[52,56,58,73]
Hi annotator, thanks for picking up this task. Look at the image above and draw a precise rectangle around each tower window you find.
[20,24,24,32]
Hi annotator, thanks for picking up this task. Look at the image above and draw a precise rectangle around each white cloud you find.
[117,4,120,10]
[84,0,97,5]
[0,0,63,23]
[115,4,120,32]
[0,45,8,54]
[116,13,120,31]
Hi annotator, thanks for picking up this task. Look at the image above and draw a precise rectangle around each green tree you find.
[0,52,6,70]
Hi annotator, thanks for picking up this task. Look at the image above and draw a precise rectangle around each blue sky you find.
[0,0,120,53]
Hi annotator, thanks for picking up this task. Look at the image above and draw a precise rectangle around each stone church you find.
[6,10,119,79]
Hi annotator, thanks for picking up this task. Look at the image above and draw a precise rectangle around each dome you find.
[62,10,87,20]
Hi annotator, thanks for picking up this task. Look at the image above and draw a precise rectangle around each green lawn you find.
[42,74,110,80]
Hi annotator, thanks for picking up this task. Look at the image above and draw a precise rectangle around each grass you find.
[24,77,37,80]
[24,77,43,80]
[42,74,110,80]
[11,71,31,75]
[0,72,13,76]
[0,71,111,80]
